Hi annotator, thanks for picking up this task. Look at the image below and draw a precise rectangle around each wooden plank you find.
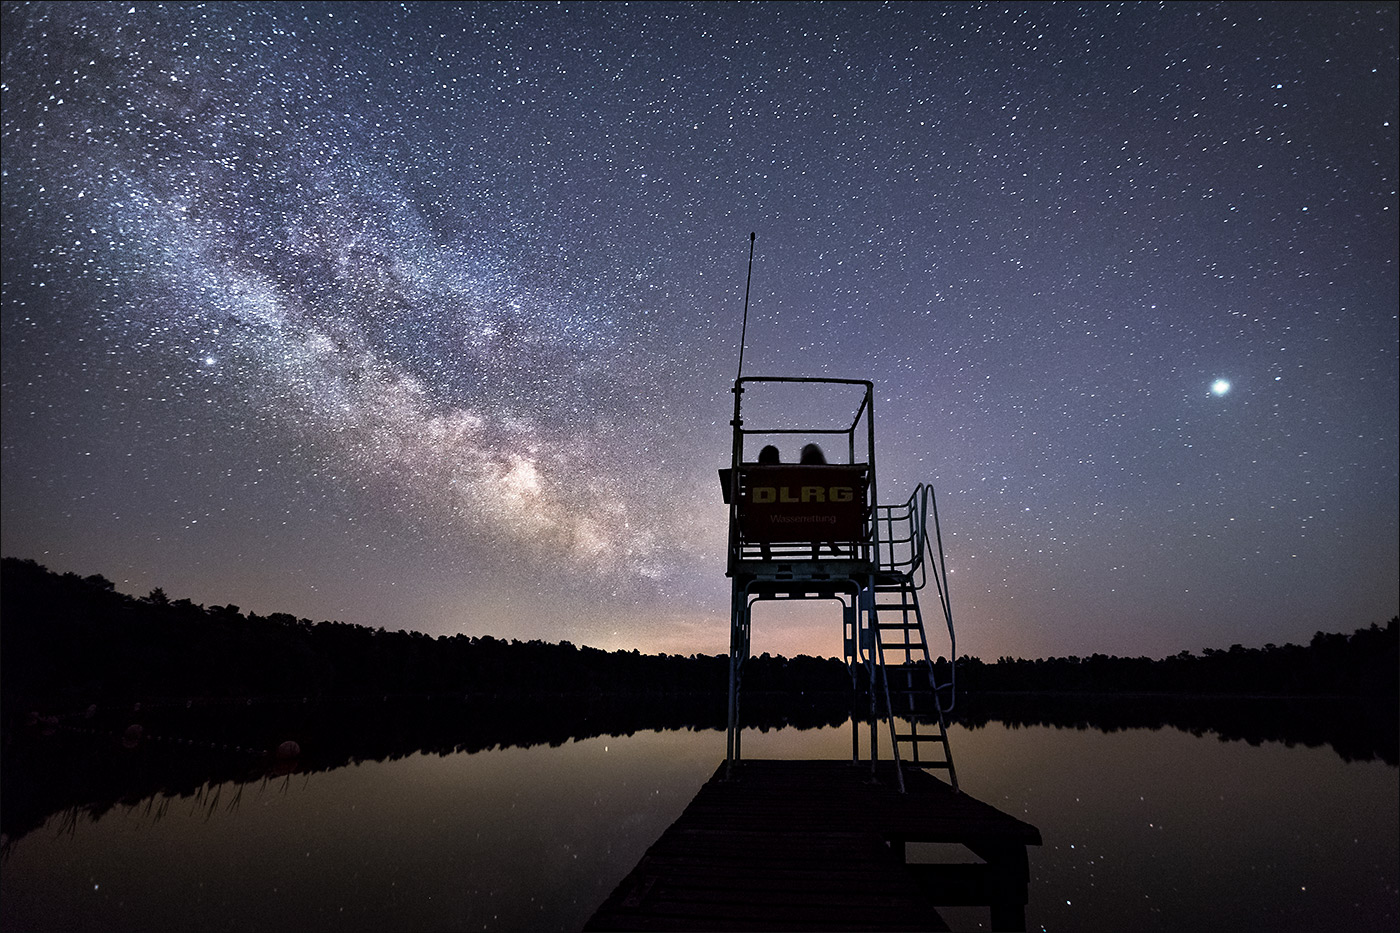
[585,760,1041,932]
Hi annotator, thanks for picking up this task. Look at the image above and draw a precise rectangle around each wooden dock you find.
[585,759,1042,932]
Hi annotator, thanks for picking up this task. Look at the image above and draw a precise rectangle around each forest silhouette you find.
[4,557,1393,710]
[2,556,1395,849]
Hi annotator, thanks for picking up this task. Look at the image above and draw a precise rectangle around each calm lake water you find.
[2,718,1395,932]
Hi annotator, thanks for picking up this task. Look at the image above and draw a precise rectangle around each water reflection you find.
[4,692,1391,851]
[950,723,1398,933]
[3,731,721,933]
[956,693,1398,766]
[1,692,845,848]
[2,703,1396,932]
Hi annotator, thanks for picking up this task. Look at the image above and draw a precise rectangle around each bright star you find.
[1211,379,1231,396]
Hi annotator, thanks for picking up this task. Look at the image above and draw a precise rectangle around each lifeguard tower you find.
[720,376,959,793]
[587,249,1040,930]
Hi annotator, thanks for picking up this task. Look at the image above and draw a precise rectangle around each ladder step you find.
[894,733,951,743]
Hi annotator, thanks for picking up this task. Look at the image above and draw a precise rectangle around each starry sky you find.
[3,2,1396,663]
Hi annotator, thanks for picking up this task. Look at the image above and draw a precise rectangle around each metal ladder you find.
[868,484,959,793]
[870,577,958,792]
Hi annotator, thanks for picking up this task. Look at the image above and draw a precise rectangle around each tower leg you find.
[725,586,750,775]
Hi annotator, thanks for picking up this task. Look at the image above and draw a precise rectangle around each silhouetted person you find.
[757,445,780,558]
[799,444,841,558]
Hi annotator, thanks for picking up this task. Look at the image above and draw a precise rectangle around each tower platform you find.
[585,759,1042,932]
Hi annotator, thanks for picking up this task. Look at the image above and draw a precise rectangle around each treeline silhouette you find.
[0,558,847,716]
[3,557,1394,717]
[3,557,1395,850]
[953,625,1397,696]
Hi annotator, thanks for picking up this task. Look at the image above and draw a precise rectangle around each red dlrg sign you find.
[736,464,868,543]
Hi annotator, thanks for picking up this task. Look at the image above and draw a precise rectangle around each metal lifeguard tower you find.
[720,376,960,793]
[590,395,1041,931]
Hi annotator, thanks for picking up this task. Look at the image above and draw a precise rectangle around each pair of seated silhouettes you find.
[756,442,826,467]
[756,443,844,560]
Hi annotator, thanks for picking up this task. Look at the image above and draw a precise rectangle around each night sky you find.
[3,2,1396,662]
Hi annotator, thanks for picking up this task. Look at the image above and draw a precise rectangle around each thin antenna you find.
[736,232,756,381]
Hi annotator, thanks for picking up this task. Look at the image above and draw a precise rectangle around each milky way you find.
[3,2,1396,659]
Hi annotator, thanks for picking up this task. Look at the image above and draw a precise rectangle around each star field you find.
[2,2,1396,661]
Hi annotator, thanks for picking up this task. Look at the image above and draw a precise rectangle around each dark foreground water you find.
[2,718,1395,932]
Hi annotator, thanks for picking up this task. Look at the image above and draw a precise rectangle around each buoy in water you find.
[275,740,301,760]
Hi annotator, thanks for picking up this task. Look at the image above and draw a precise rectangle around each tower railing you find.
[724,376,878,579]
[873,483,957,712]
